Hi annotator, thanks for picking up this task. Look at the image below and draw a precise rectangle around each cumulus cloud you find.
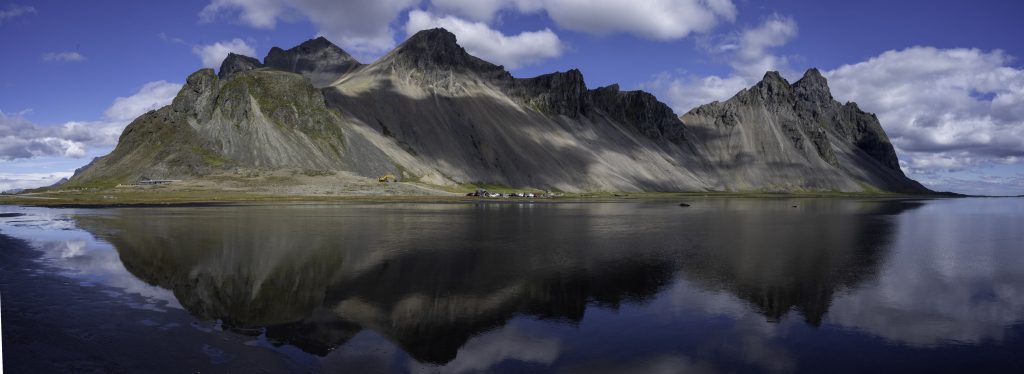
[644,73,749,117]
[0,81,181,161]
[0,3,35,24]
[0,112,86,160]
[104,81,183,121]
[729,14,797,79]
[198,0,419,57]
[644,14,799,113]
[406,10,563,69]
[191,38,256,68]
[429,0,735,39]
[825,47,1024,175]
[0,171,73,192]
[199,0,285,28]
[540,0,736,40]
[198,0,734,59]
[429,0,529,22]
[42,51,86,63]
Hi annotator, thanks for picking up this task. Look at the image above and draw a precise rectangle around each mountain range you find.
[66,28,929,194]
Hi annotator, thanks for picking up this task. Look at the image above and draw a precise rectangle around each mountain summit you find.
[683,69,925,192]
[67,28,928,194]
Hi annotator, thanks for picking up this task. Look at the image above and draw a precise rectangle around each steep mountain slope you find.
[67,67,402,186]
[682,69,927,192]
[325,28,709,192]
[67,28,929,194]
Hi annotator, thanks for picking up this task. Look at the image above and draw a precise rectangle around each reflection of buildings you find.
[75,200,919,364]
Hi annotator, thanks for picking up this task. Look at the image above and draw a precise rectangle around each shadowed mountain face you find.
[67,28,928,193]
[72,200,918,363]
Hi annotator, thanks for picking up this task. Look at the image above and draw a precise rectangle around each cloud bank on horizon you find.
[1,0,1022,195]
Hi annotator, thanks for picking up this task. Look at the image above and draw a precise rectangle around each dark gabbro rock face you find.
[502,69,685,142]
[263,36,362,86]
[589,84,686,143]
[388,28,509,79]
[218,53,263,80]
[504,69,589,118]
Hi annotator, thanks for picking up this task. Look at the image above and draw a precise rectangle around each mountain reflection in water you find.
[67,199,933,367]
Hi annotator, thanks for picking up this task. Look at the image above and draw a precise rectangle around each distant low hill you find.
[67,28,929,194]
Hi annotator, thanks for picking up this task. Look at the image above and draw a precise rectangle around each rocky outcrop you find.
[391,28,506,76]
[502,71,686,143]
[217,53,263,80]
[503,69,589,118]
[589,84,686,142]
[263,36,362,87]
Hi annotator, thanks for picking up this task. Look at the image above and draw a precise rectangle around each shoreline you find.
[0,189,966,208]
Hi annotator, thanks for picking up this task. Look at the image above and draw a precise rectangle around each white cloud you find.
[0,81,181,161]
[198,0,734,58]
[191,38,256,68]
[290,0,420,57]
[158,32,187,45]
[428,0,735,39]
[0,3,35,24]
[730,14,797,80]
[42,51,86,63]
[644,73,749,116]
[429,0,543,22]
[105,81,183,122]
[538,0,735,40]
[0,171,73,192]
[644,15,799,113]
[406,10,564,69]
[198,0,419,57]
[825,47,1024,175]
[199,0,285,28]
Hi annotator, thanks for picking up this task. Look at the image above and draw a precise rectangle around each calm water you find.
[2,198,1024,372]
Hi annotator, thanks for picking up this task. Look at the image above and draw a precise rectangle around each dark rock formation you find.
[589,84,686,142]
[217,53,263,80]
[504,69,589,118]
[385,28,509,79]
[264,36,362,86]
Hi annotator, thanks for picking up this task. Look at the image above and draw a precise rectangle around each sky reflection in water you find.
[2,198,1023,372]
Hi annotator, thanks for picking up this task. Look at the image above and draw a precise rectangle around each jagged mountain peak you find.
[218,53,263,80]
[793,68,833,102]
[757,70,791,88]
[266,36,357,62]
[682,67,928,193]
[263,36,362,87]
[384,28,506,76]
[68,20,929,195]
[745,71,794,102]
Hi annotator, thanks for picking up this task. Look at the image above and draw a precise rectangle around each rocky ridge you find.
[67,28,929,194]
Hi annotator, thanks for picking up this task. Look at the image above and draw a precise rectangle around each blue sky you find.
[1,0,1023,194]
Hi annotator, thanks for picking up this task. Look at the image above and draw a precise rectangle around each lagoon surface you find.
[2,198,1024,373]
